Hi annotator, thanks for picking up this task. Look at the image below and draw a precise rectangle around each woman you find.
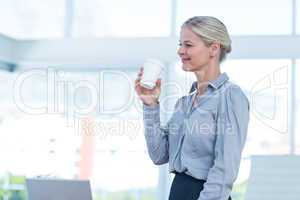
[135,16,249,200]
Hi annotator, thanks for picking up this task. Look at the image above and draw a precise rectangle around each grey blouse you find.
[143,73,250,200]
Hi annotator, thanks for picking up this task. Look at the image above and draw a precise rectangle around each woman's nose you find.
[177,46,185,56]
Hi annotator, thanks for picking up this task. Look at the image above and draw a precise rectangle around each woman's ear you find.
[209,42,221,58]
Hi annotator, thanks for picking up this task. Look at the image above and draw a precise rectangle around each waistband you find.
[174,171,206,182]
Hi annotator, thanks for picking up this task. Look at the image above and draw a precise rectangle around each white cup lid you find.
[145,58,164,69]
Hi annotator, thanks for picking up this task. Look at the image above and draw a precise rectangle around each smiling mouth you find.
[181,58,191,63]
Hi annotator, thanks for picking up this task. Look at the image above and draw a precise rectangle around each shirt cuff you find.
[143,103,160,124]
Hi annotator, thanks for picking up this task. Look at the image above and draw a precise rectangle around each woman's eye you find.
[178,43,192,47]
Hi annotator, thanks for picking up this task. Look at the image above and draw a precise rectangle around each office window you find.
[0,70,15,105]
[0,0,65,39]
[297,0,300,34]
[176,0,292,35]
[0,68,157,199]
[222,59,291,199]
[0,115,81,177]
[0,1,18,38]
[0,69,80,177]
[296,60,300,154]
[222,59,291,156]
[72,0,171,37]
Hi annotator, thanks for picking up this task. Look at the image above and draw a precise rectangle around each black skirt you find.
[169,172,232,200]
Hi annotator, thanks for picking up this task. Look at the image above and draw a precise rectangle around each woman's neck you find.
[194,65,221,95]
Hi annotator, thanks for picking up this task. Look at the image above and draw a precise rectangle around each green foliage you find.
[0,173,26,200]
[9,176,25,185]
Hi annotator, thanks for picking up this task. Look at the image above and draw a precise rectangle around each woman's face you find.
[177,26,212,72]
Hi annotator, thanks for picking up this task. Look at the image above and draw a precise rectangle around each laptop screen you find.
[26,178,93,200]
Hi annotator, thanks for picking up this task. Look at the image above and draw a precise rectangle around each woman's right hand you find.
[135,67,161,107]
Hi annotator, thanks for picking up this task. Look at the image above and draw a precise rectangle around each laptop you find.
[26,178,93,200]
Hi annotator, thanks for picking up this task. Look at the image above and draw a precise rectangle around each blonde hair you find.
[182,16,232,62]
